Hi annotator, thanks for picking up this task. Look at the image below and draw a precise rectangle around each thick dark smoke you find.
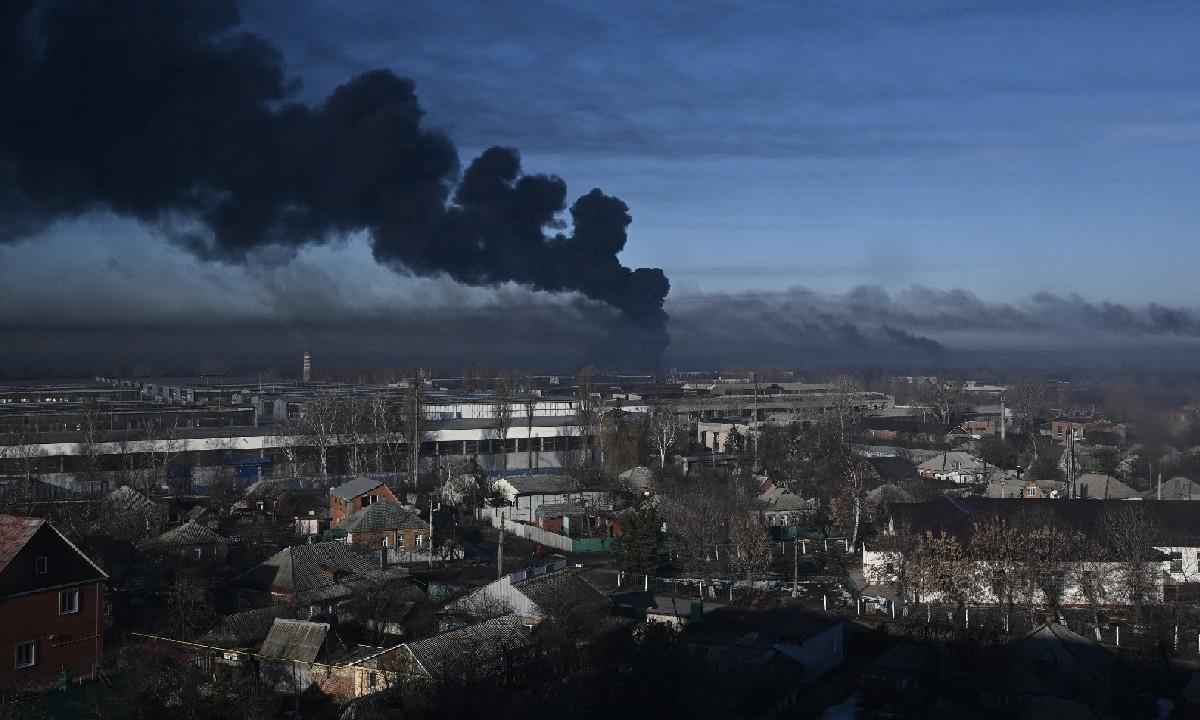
[0,1,669,360]
[665,286,1200,369]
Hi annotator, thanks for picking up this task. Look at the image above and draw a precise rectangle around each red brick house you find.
[0,515,108,689]
[339,502,429,551]
[329,478,400,526]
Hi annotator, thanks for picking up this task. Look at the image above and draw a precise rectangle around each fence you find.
[384,546,463,564]
[484,513,617,553]
[487,514,574,552]
[572,538,614,553]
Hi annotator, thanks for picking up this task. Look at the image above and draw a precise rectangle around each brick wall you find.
[0,582,103,689]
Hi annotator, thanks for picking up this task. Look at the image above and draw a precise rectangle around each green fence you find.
[571,537,614,553]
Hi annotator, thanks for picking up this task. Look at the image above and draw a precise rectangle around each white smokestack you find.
[302,351,312,383]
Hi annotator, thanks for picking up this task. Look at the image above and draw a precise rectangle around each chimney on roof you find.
[302,351,312,383]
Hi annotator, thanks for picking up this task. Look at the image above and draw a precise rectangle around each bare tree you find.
[969,514,1021,627]
[918,377,964,425]
[0,428,45,512]
[1103,504,1159,620]
[575,367,600,468]
[371,396,405,475]
[301,393,340,480]
[403,371,426,486]
[916,531,974,613]
[492,374,514,473]
[648,403,679,471]
[342,397,373,476]
[522,387,539,472]
[144,415,183,497]
[164,572,216,641]
[75,402,104,490]
[728,511,771,585]
[829,375,864,445]
[1008,378,1049,436]
[659,482,734,583]
[272,414,303,478]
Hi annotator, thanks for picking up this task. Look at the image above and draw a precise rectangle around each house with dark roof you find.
[260,618,332,663]
[0,515,108,688]
[863,416,955,444]
[330,478,400,526]
[443,563,608,624]
[867,456,919,485]
[339,501,429,552]
[97,485,166,542]
[238,540,408,609]
[682,606,846,684]
[200,605,300,650]
[390,614,533,683]
[1004,623,1115,717]
[757,481,818,531]
[139,520,229,561]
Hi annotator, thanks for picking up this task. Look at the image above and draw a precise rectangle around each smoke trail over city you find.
[0,1,669,359]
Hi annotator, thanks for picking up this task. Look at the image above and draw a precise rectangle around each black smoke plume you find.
[0,1,669,362]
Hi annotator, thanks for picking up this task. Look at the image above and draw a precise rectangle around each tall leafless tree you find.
[301,393,340,480]
[575,367,600,468]
[648,403,679,471]
[521,381,539,472]
[144,415,183,497]
[76,402,104,490]
[403,371,426,486]
[372,396,405,475]
[342,397,372,476]
[1103,504,1159,620]
[492,374,514,473]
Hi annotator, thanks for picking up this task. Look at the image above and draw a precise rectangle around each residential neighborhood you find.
[5,369,1200,718]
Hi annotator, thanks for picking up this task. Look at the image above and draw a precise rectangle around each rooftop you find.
[141,521,228,549]
[259,619,330,663]
[405,615,531,679]
[330,477,386,501]
[0,515,44,575]
[340,501,428,533]
[240,540,406,596]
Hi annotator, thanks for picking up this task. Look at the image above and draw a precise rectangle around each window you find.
[1171,553,1183,574]
[368,671,378,689]
[59,588,80,615]
[35,556,47,575]
[365,494,378,506]
[193,547,204,560]
[14,641,36,669]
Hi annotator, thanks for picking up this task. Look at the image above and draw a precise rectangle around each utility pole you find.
[752,372,760,470]
[497,516,505,580]
[791,539,798,597]
[428,493,437,568]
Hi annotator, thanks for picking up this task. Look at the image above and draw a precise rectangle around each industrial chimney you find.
[302,351,312,383]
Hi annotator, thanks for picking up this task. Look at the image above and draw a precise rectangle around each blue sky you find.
[235,0,1200,304]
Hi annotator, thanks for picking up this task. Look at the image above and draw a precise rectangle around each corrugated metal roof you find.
[501,475,575,495]
[259,619,329,663]
[201,606,297,649]
[340,502,428,533]
[405,615,530,679]
[330,477,386,501]
[241,541,396,594]
[143,521,228,548]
